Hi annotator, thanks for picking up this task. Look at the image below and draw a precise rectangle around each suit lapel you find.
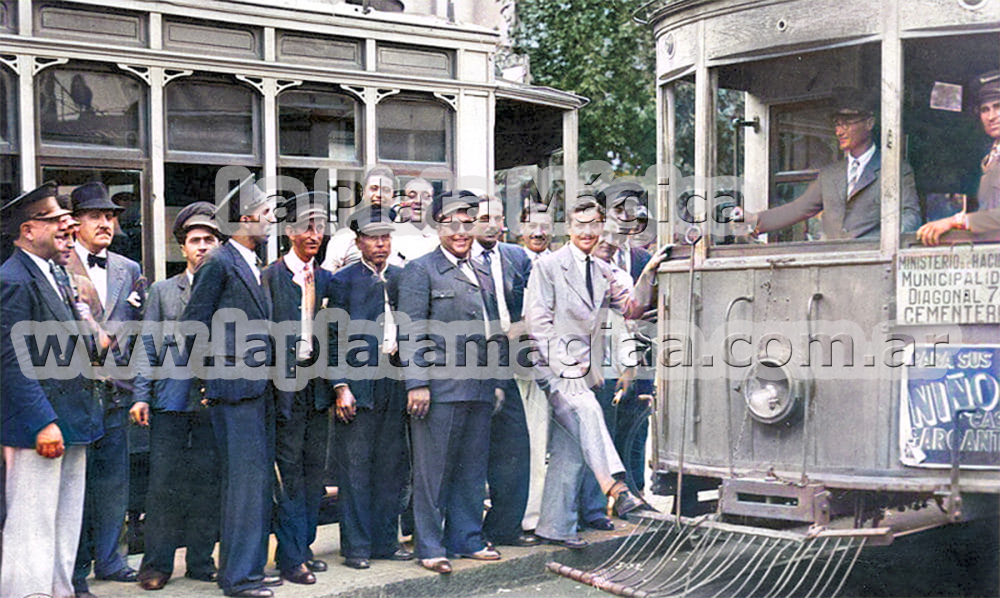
[175,273,191,313]
[434,248,479,290]
[104,253,127,321]
[849,151,880,201]
[225,243,270,318]
[17,251,73,322]
[559,247,593,309]
[498,244,515,301]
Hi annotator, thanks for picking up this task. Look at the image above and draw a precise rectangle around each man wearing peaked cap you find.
[322,165,397,273]
[130,202,223,591]
[736,87,921,240]
[261,194,333,585]
[1,182,103,598]
[182,175,278,598]
[918,70,1000,243]
[66,181,146,595]
[327,207,413,570]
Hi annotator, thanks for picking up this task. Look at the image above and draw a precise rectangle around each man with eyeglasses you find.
[735,88,921,240]
[1,182,103,598]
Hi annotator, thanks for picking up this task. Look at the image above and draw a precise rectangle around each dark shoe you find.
[282,564,316,585]
[613,489,657,519]
[184,570,218,582]
[510,533,542,547]
[389,547,415,561]
[261,575,283,587]
[76,592,99,598]
[227,589,273,598]
[538,535,589,549]
[457,544,501,561]
[586,517,616,531]
[96,567,139,582]
[138,569,171,591]
[344,557,370,570]
[420,558,452,574]
[306,559,328,572]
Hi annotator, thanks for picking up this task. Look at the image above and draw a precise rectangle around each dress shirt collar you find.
[283,250,313,275]
[361,257,388,279]
[228,239,260,276]
[75,242,108,266]
[23,249,60,293]
[847,143,876,173]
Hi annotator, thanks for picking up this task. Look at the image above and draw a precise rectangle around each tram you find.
[549,1,999,596]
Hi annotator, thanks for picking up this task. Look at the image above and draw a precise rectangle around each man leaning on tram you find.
[734,88,922,240]
[918,70,1000,245]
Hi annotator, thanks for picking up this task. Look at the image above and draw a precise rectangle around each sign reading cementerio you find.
[897,248,1000,325]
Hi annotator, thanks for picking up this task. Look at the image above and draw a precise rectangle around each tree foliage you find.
[513,0,656,175]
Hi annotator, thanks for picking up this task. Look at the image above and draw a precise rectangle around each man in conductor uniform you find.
[1,182,103,598]
[182,177,279,598]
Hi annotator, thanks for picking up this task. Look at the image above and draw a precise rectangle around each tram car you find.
[550,1,999,596]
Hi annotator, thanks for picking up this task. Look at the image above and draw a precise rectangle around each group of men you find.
[2,72,999,598]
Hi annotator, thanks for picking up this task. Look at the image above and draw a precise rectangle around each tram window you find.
[166,78,257,157]
[278,90,360,162]
[1,66,18,201]
[377,95,452,165]
[37,64,146,150]
[669,79,695,244]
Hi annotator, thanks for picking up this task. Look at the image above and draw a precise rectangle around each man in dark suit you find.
[182,177,278,598]
[397,190,505,574]
[261,194,333,585]
[1,182,103,598]
[328,209,412,570]
[472,197,539,548]
[736,88,921,240]
[66,182,144,596]
[130,202,222,591]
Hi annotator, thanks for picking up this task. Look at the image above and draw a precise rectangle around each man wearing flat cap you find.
[261,194,334,585]
[1,182,103,598]
[918,70,1000,243]
[327,208,412,570]
[66,181,145,595]
[130,202,222,591]
[182,177,279,598]
[736,88,922,240]
[397,190,506,574]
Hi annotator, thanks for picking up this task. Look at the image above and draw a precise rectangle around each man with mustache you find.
[66,182,144,597]
[1,182,103,598]
[322,165,397,273]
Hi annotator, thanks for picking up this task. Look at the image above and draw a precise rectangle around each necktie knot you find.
[88,253,107,269]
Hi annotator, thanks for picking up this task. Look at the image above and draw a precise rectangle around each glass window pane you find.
[1,67,15,149]
[377,97,448,163]
[279,91,358,161]
[37,67,144,149]
[167,80,255,154]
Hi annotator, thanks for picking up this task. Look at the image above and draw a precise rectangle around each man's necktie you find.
[88,253,107,269]
[50,261,82,319]
[585,255,594,304]
[847,159,861,197]
[474,263,501,323]
[299,265,315,361]
[482,249,512,331]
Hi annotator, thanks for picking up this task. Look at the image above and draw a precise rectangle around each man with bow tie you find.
[65,181,144,596]
[327,208,412,570]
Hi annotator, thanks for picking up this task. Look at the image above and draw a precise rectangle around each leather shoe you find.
[227,589,273,598]
[138,569,171,591]
[97,567,139,582]
[185,570,218,583]
[420,558,452,574]
[344,557,370,570]
[538,535,589,549]
[613,488,657,519]
[306,559,328,572]
[389,547,415,561]
[282,564,316,585]
[510,533,542,547]
[586,517,615,531]
[458,544,501,560]
[261,575,283,587]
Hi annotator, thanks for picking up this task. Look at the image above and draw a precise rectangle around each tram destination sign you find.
[897,247,1000,325]
[901,345,1000,469]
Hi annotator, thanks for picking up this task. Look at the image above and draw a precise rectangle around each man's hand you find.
[493,387,506,415]
[407,387,431,419]
[334,386,358,423]
[916,216,959,246]
[130,401,150,427]
[35,423,65,459]
[642,244,675,275]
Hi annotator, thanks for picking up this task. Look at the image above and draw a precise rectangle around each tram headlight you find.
[742,359,802,425]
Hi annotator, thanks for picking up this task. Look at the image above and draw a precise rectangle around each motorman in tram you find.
[734,88,922,240]
[917,70,1000,245]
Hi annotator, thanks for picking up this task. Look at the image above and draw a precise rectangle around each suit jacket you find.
[491,242,532,324]
[182,241,273,403]
[132,273,203,412]
[327,260,403,409]
[1,249,103,448]
[262,257,334,415]
[756,150,921,239]
[968,157,1000,235]
[524,245,651,391]
[397,247,499,403]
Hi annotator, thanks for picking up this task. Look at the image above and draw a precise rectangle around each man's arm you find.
[396,259,433,417]
[750,178,824,234]
[900,162,923,233]
[130,281,165,426]
[523,258,558,389]
[182,252,226,328]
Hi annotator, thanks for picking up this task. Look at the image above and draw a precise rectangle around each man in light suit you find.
[130,202,222,591]
[182,177,279,598]
[262,195,334,585]
[66,182,144,596]
[328,209,411,570]
[472,197,539,548]
[737,88,921,240]
[1,182,103,598]
[525,198,670,548]
[397,190,505,574]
